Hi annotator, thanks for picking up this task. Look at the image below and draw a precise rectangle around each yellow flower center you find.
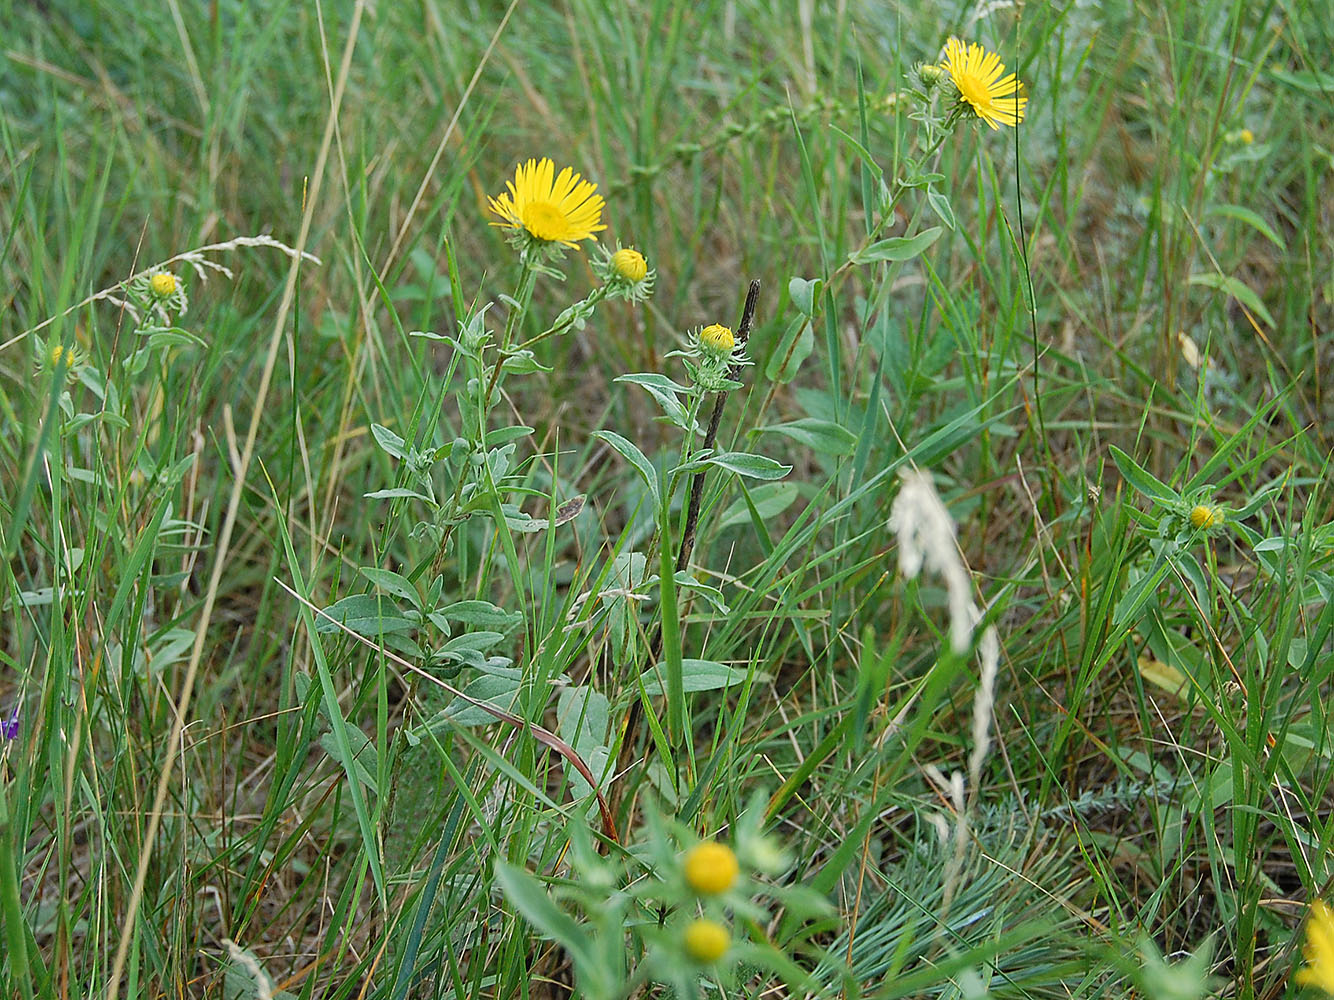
[683,919,730,964]
[955,72,996,115]
[488,158,606,249]
[611,248,648,283]
[683,842,738,895]
[49,344,67,367]
[699,324,735,355]
[1239,128,1254,145]
[150,272,177,297]
[1189,505,1223,530]
[521,201,572,243]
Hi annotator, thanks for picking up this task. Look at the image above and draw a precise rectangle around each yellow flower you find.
[610,247,648,283]
[699,323,735,356]
[43,341,82,379]
[683,842,738,895]
[149,272,178,298]
[1189,504,1224,531]
[1240,128,1254,145]
[1298,900,1334,994]
[683,919,730,964]
[487,157,606,249]
[940,37,1027,129]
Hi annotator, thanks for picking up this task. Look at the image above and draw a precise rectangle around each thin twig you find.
[673,280,761,582]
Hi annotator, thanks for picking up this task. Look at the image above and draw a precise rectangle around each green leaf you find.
[787,276,822,317]
[1270,68,1334,93]
[1206,203,1284,249]
[615,372,691,396]
[557,686,610,751]
[442,671,522,726]
[594,430,659,503]
[359,567,421,609]
[848,226,942,264]
[315,594,415,635]
[759,418,857,456]
[765,315,814,384]
[1110,445,1181,506]
[1113,555,1172,628]
[439,631,505,654]
[492,861,595,967]
[1188,272,1276,328]
[926,187,955,230]
[556,686,612,816]
[637,659,763,695]
[486,424,534,446]
[501,350,552,375]
[318,725,378,794]
[717,482,799,530]
[370,423,407,460]
[674,571,730,616]
[827,124,883,183]
[706,451,792,480]
[364,487,433,502]
[614,373,699,431]
[433,600,522,629]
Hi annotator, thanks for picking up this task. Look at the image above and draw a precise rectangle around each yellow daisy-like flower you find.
[1189,504,1224,531]
[488,157,606,249]
[940,37,1027,129]
[683,842,739,895]
[1299,900,1334,993]
[683,919,730,964]
[149,272,178,298]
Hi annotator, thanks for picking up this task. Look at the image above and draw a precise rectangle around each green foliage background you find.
[1,1,1332,997]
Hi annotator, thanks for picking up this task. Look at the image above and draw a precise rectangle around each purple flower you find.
[0,705,18,741]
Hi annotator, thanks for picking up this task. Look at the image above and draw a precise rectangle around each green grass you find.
[2,1,1333,998]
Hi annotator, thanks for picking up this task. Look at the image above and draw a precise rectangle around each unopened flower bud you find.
[611,247,648,283]
[149,272,178,298]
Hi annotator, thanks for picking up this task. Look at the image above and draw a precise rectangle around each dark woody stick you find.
[613,279,761,800]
